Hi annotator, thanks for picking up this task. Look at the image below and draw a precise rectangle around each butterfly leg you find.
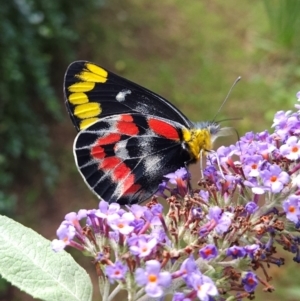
[184,161,193,195]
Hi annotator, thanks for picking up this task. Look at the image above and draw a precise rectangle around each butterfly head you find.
[182,121,233,161]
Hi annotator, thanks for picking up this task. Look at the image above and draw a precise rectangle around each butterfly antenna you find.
[212,76,241,122]
[216,117,243,123]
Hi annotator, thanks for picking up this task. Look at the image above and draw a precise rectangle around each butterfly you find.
[64,61,229,205]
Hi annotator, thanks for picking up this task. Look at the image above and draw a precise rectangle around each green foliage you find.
[0,0,103,213]
[262,1,300,112]
[263,0,300,49]
[0,215,93,301]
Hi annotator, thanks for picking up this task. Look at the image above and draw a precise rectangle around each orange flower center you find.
[247,277,254,285]
[141,246,148,252]
[148,274,157,283]
[205,248,212,256]
[289,205,296,213]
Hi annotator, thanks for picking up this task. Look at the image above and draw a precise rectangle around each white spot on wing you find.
[143,155,162,177]
[116,89,131,102]
[115,140,129,159]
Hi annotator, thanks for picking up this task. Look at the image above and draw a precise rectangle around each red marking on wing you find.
[123,178,141,194]
[120,115,133,122]
[100,155,141,196]
[96,133,121,145]
[116,119,139,136]
[148,118,179,140]
[101,157,122,170]
[91,145,105,160]
[114,163,131,180]
[101,157,133,182]
[116,167,141,195]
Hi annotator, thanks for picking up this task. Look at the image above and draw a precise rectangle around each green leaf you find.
[0,215,93,301]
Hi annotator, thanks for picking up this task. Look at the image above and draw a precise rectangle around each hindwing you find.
[73,113,191,205]
[64,61,193,132]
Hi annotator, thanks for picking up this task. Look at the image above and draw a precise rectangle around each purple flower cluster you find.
[52,91,300,300]
[52,199,219,300]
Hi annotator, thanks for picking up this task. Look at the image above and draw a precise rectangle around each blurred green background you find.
[1,0,300,300]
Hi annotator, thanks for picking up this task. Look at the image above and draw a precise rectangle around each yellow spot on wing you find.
[80,117,99,130]
[76,63,108,83]
[77,71,107,83]
[68,92,89,105]
[86,63,108,78]
[74,102,102,119]
[68,82,95,93]
[182,128,212,160]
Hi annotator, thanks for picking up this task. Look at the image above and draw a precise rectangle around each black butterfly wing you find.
[73,113,191,204]
[64,61,193,132]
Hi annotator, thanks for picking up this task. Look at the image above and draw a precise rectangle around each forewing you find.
[64,61,193,132]
[73,113,190,205]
